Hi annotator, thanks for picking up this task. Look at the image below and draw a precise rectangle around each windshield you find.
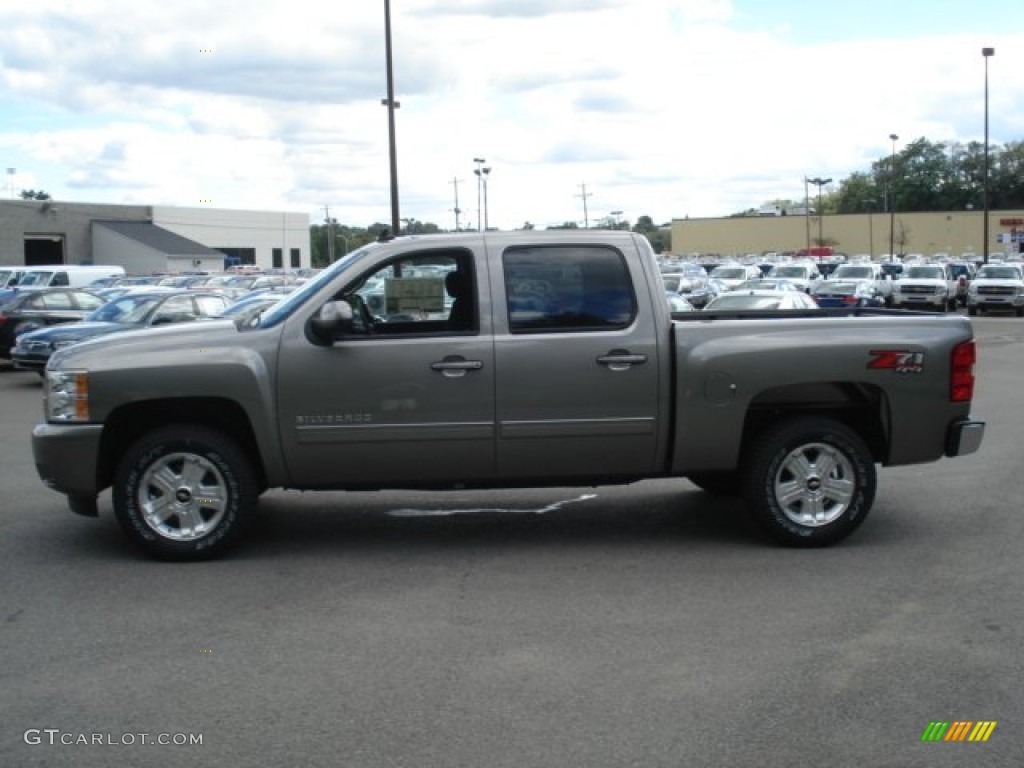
[976,266,1023,280]
[88,295,163,323]
[258,246,373,327]
[772,266,808,277]
[904,266,944,280]
[836,266,873,279]
[711,267,746,279]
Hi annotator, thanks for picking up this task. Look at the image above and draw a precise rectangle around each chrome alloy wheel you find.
[772,442,856,528]
[138,452,229,542]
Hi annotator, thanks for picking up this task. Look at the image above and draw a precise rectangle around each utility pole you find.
[382,0,401,235]
[450,176,463,231]
[577,183,592,229]
[323,206,335,263]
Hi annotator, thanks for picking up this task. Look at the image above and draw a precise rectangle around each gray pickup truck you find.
[32,231,984,560]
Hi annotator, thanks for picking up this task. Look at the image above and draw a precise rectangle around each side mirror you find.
[309,300,354,345]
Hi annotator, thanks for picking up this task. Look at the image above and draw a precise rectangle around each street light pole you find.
[382,0,401,236]
[982,47,995,264]
[888,133,899,260]
[473,157,486,231]
[807,177,831,247]
[450,176,462,231]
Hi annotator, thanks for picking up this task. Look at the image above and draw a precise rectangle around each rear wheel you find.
[742,417,875,547]
[968,306,978,316]
[113,425,257,560]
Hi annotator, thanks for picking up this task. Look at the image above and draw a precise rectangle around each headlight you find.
[45,370,90,422]
[52,339,76,350]
[968,285,979,295]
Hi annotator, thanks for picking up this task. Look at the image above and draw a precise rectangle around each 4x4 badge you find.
[868,350,925,374]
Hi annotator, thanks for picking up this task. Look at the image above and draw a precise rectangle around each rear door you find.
[493,242,662,479]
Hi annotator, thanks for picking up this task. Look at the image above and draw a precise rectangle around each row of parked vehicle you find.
[0,269,308,374]
[659,255,1024,316]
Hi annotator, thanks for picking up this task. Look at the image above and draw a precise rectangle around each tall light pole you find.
[481,167,491,230]
[473,157,486,231]
[5,167,14,199]
[982,47,995,264]
[803,177,811,253]
[807,177,831,247]
[867,199,876,258]
[450,176,463,231]
[382,0,401,236]
[888,133,899,260]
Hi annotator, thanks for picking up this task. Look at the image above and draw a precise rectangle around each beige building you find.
[671,210,1024,259]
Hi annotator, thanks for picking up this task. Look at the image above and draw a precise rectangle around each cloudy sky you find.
[1,0,1022,231]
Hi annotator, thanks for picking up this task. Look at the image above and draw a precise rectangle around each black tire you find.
[1016,307,1024,318]
[741,417,876,547]
[967,306,978,316]
[687,471,741,496]
[113,425,257,561]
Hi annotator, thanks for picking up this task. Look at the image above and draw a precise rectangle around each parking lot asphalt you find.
[1,314,1022,767]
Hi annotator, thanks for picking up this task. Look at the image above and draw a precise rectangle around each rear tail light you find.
[842,295,858,304]
[950,340,976,403]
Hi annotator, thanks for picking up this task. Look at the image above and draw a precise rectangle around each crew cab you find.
[31,231,985,560]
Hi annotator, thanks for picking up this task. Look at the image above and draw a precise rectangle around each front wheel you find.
[741,417,876,547]
[113,425,257,560]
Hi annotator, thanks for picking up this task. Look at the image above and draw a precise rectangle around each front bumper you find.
[11,350,49,372]
[891,293,947,308]
[945,419,985,457]
[968,295,1024,308]
[32,422,105,496]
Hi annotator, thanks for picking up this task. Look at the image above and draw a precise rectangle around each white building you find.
[0,200,310,273]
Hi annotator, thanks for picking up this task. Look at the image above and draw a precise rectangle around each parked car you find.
[667,294,696,313]
[812,280,885,308]
[889,264,958,311]
[966,264,1024,317]
[680,277,728,309]
[708,263,762,289]
[732,278,800,293]
[765,262,820,292]
[704,290,819,311]
[11,290,230,372]
[0,288,107,358]
[0,265,126,304]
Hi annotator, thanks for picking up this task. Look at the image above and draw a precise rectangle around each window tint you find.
[504,245,635,333]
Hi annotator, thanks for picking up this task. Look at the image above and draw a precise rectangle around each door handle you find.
[430,356,484,378]
[597,351,647,371]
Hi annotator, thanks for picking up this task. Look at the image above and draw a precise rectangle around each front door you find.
[276,247,496,488]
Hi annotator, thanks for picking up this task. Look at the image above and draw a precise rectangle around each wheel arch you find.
[98,398,268,493]
[742,382,889,464]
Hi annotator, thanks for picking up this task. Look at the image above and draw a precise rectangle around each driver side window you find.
[340,249,478,336]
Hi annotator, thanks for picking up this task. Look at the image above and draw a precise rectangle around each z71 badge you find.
[868,350,925,373]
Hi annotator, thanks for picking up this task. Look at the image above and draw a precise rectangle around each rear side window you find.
[504,245,635,333]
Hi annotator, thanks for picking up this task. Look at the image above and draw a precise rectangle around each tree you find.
[20,189,51,201]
